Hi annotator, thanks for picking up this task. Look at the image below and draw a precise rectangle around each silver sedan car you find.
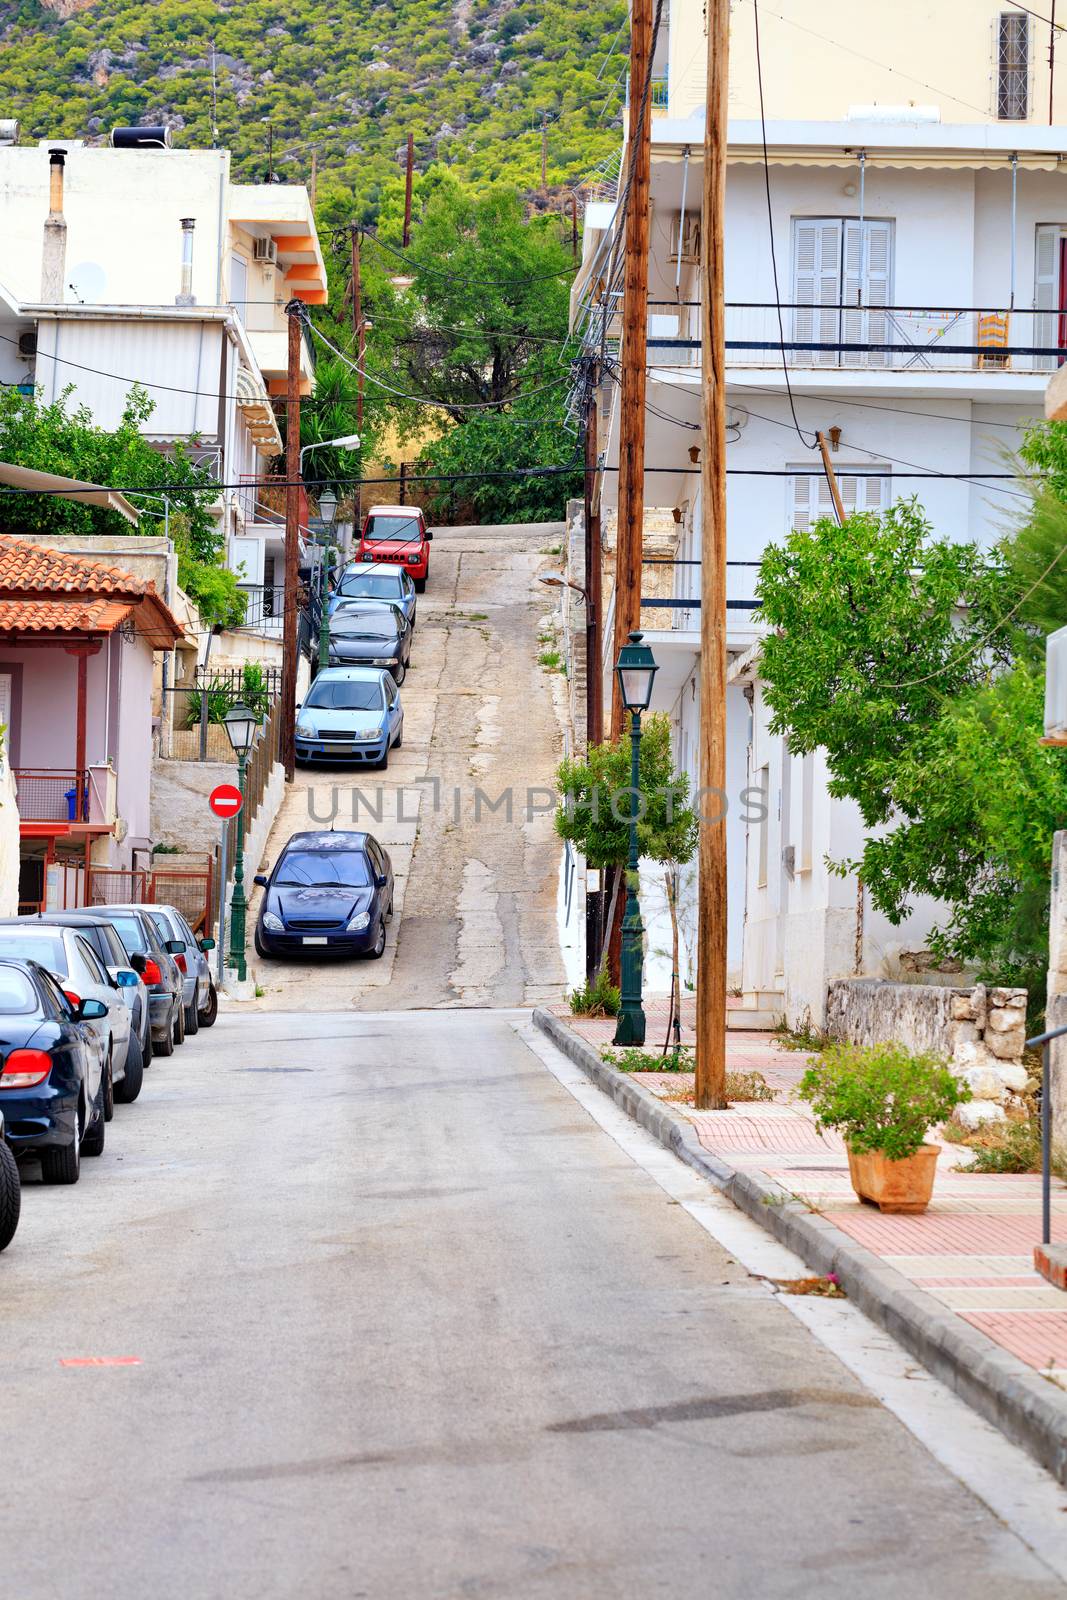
[144,905,217,1035]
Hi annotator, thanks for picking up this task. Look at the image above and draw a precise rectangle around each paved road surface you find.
[248,523,568,1011]
[1,1009,1061,1598]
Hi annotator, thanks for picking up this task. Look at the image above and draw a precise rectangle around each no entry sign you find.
[209,783,243,819]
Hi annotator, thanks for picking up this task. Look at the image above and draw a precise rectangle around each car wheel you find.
[378,745,390,772]
[254,930,274,960]
[42,1100,81,1185]
[367,917,387,960]
[154,1011,175,1058]
[174,1002,185,1047]
[184,998,200,1037]
[393,662,406,686]
[198,981,219,1027]
[385,897,394,922]
[102,1047,114,1122]
[115,1031,144,1104]
[415,578,427,593]
[0,1140,19,1251]
[80,1078,106,1159]
[395,725,403,749]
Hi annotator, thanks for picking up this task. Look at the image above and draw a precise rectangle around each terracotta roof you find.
[0,538,152,598]
[0,538,184,647]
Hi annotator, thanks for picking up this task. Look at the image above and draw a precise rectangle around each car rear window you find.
[0,932,67,977]
[108,914,149,955]
[364,515,421,543]
[0,966,37,1014]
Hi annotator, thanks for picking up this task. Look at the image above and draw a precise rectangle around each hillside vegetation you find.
[0,0,626,200]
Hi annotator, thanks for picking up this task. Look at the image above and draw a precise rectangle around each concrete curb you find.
[533,1005,1067,1486]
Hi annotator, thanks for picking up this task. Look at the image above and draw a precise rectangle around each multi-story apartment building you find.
[0,136,328,604]
[573,2,1067,1023]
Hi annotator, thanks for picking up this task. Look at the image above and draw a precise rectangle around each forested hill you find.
[0,0,626,204]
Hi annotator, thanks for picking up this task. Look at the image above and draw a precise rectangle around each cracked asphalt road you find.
[247,522,569,1011]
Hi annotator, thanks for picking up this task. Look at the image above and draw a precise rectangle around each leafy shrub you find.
[567,970,620,1017]
[798,1042,969,1161]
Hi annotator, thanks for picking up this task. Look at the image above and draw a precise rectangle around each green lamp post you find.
[316,488,338,671]
[613,631,658,1047]
[224,700,259,983]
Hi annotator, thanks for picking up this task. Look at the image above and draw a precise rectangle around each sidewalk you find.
[546,1000,1067,1407]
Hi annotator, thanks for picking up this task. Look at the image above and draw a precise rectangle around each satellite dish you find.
[67,261,108,303]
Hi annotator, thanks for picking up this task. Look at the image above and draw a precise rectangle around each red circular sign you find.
[209,783,243,819]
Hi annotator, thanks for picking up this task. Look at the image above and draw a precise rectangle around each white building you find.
[0,138,328,608]
[573,2,1065,1024]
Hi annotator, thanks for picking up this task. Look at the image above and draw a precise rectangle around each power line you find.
[310,323,572,412]
[357,228,577,288]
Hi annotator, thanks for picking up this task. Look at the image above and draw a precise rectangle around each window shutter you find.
[1035,224,1061,372]
[788,464,891,534]
[792,219,841,368]
[843,220,893,369]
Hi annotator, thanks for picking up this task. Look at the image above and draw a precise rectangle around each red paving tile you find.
[914,1276,1045,1289]
[960,1312,1067,1371]
[826,1211,1067,1255]
[692,1117,844,1155]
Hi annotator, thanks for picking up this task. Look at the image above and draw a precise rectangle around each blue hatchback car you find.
[254,831,394,961]
[294,667,403,768]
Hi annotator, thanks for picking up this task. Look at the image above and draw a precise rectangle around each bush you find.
[798,1042,970,1162]
[567,969,620,1018]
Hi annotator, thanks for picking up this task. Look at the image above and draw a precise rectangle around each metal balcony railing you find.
[14,769,90,822]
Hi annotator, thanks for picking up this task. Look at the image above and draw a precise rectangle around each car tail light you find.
[0,1048,53,1089]
[63,989,82,1010]
[142,959,163,986]
[173,952,187,974]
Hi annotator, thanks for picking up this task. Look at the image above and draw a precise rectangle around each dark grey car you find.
[96,907,186,1056]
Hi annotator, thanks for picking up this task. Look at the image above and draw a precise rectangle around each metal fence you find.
[13,769,89,822]
[163,668,283,763]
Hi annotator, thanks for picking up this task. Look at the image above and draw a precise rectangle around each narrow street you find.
[1,1008,1061,1599]
[248,523,569,1010]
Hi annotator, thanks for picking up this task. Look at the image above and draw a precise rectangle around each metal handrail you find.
[1026,1022,1067,1247]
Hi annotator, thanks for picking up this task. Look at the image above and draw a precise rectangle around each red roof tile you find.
[0,598,135,634]
[0,537,151,598]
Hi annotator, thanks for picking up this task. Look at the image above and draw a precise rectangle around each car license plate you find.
[322,743,351,754]
[302,936,328,946]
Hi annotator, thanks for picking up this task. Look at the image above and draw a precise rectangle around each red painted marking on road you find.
[59,1356,143,1367]
[209,783,243,819]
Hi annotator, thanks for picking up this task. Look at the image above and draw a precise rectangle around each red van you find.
[356,505,432,592]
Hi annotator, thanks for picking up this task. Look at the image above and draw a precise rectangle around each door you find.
[1035,224,1065,371]
[793,218,894,367]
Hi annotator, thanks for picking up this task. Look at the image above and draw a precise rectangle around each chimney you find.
[176,217,196,306]
[40,147,67,303]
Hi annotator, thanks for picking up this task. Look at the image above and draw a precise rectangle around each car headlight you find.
[346,911,371,931]
[295,719,316,737]
[407,555,419,564]
[262,911,284,932]
[371,656,399,666]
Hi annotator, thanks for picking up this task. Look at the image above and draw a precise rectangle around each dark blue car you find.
[0,957,109,1185]
[253,831,394,961]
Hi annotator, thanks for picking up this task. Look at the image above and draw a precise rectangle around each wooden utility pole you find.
[584,365,603,749]
[351,227,365,529]
[570,193,579,262]
[816,431,846,524]
[610,0,653,740]
[280,301,303,783]
[695,0,730,1110]
[310,150,318,207]
[403,133,415,248]
[541,113,549,195]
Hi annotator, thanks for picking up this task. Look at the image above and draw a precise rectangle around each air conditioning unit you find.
[17,330,36,358]
[669,212,701,264]
[253,237,278,266]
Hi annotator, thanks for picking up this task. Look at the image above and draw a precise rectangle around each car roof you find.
[0,922,71,938]
[339,564,404,579]
[313,665,390,681]
[7,911,112,925]
[366,504,421,517]
[282,830,370,851]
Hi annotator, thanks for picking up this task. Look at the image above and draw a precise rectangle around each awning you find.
[0,462,140,526]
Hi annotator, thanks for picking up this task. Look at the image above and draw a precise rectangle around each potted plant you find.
[798,1043,970,1213]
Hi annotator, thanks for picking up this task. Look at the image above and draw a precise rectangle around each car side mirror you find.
[114,968,140,988]
[375,873,388,889]
[254,874,268,888]
[425,530,433,540]
[164,939,185,955]
[198,937,216,951]
[79,998,109,1021]
[129,953,147,976]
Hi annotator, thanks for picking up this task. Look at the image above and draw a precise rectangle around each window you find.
[304,679,385,712]
[792,219,893,368]
[0,965,38,1014]
[788,464,892,532]
[799,752,815,873]
[0,931,67,977]
[75,937,109,988]
[997,12,1029,120]
[230,254,249,320]
[756,764,770,889]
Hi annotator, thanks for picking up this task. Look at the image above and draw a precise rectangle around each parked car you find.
[331,598,413,656]
[355,505,432,591]
[15,910,151,1080]
[254,829,394,961]
[143,905,217,1034]
[0,923,133,1117]
[294,667,403,769]
[327,605,411,681]
[329,564,417,629]
[0,1108,19,1252]
[0,957,109,1183]
[97,907,185,1057]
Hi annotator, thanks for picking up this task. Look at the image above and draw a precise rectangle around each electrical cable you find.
[358,229,577,288]
[753,0,817,449]
[310,322,572,411]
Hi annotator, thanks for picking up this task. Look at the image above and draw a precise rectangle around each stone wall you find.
[826,977,1029,1126]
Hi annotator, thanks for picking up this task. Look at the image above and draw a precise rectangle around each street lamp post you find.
[613,632,658,1047]
[316,488,338,670]
[224,701,259,983]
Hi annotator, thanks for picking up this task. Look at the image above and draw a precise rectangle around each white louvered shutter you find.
[843,220,893,369]
[789,465,891,532]
[1035,224,1061,372]
[793,220,841,368]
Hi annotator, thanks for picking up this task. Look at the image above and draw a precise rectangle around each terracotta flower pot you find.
[846,1143,940,1214]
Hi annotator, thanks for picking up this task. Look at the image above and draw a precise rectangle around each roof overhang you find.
[0,462,140,526]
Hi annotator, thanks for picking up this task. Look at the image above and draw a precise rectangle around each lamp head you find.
[614,631,658,714]
[223,699,259,756]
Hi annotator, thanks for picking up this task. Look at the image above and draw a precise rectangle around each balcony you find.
[14,766,117,828]
[639,303,1067,377]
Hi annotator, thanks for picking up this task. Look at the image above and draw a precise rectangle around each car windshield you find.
[364,515,421,544]
[148,912,171,942]
[303,680,384,712]
[0,966,37,1014]
[0,932,67,977]
[331,615,394,638]
[275,851,372,888]
[108,915,149,956]
[337,573,401,599]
